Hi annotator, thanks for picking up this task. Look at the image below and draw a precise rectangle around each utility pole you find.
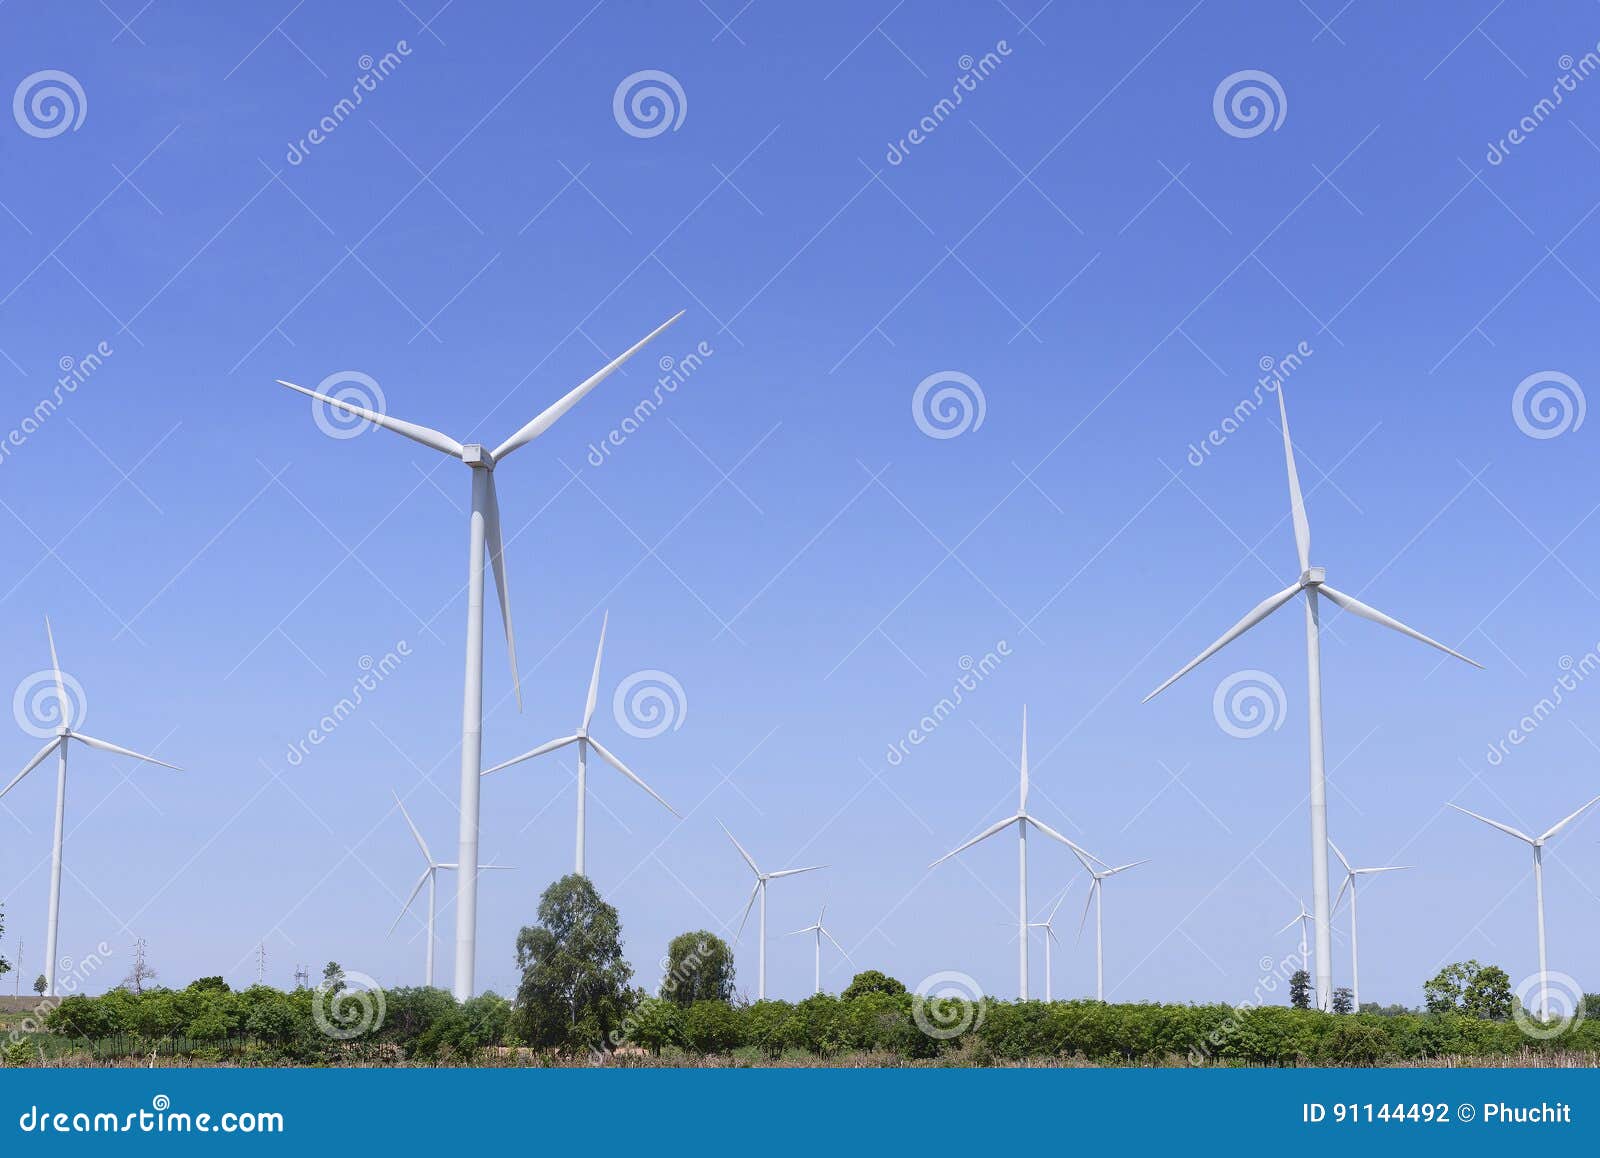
[256,941,267,986]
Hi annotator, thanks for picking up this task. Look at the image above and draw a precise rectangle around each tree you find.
[1424,960,1478,1014]
[32,975,46,996]
[1288,970,1310,1010]
[122,939,157,994]
[660,931,734,1006]
[1463,965,1513,1020]
[187,976,230,994]
[322,962,345,995]
[1331,987,1353,1015]
[842,970,906,1001]
[513,875,634,1051]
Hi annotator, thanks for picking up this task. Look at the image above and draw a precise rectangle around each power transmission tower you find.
[293,963,309,990]
[256,941,266,985]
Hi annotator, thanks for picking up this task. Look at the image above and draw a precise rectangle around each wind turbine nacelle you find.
[461,444,493,469]
[1300,566,1326,587]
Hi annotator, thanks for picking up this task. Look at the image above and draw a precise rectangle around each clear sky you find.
[2,0,1598,1009]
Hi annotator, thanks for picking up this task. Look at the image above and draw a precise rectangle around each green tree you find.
[622,995,683,1054]
[842,970,906,1001]
[322,962,345,995]
[1331,987,1353,1015]
[513,874,634,1050]
[1424,960,1479,1013]
[1463,965,1513,1020]
[660,931,734,1005]
[1288,970,1310,1010]
[32,975,46,997]
[186,976,230,994]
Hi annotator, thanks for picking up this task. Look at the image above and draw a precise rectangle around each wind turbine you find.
[274,310,682,999]
[786,904,848,995]
[1448,795,1600,1020]
[1026,886,1071,1002]
[386,791,513,988]
[1142,386,1481,1010]
[929,706,1094,999]
[722,822,824,1000]
[1,617,180,996]
[1328,840,1407,1012]
[1070,851,1148,1002]
[1278,899,1313,974]
[482,612,679,875]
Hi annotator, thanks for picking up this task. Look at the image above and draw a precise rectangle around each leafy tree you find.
[322,962,345,994]
[841,970,906,1001]
[32,975,46,996]
[513,874,635,1050]
[1288,970,1310,1010]
[1424,960,1480,1014]
[682,999,743,1053]
[622,995,683,1054]
[660,931,735,1005]
[187,976,230,994]
[1463,965,1513,1020]
[1331,987,1353,1015]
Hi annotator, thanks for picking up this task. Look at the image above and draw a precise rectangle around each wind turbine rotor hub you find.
[55,725,70,738]
[1300,566,1326,587]
[460,444,495,470]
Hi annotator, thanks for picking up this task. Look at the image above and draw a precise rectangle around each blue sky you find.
[2,0,1600,1009]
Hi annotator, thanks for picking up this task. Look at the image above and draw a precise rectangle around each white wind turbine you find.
[1025,886,1071,1002]
[1278,899,1313,975]
[786,904,848,995]
[386,791,513,988]
[1070,851,1148,1002]
[275,310,682,999]
[929,706,1094,999]
[1143,386,1480,1010]
[722,822,825,1000]
[1448,795,1600,1020]
[1328,840,1407,1012]
[482,612,678,875]
[1,618,180,996]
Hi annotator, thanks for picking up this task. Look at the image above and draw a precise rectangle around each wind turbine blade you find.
[1355,865,1410,875]
[768,865,826,879]
[1024,815,1097,863]
[481,735,579,777]
[1539,794,1600,843]
[1046,886,1070,922]
[583,611,608,732]
[483,473,521,711]
[1328,840,1352,874]
[1277,912,1303,935]
[391,789,432,863]
[1076,882,1096,939]
[70,733,181,771]
[387,868,432,936]
[274,380,464,459]
[719,821,761,876]
[1106,858,1150,876]
[784,924,816,937]
[44,616,68,726]
[928,814,1018,868]
[1019,705,1029,812]
[1142,583,1303,702]
[734,881,760,940]
[1277,386,1312,573]
[1447,803,1534,845]
[822,927,850,958]
[491,312,685,460]
[1332,874,1351,916]
[587,736,680,818]
[1043,924,1060,946]
[0,738,61,801]
[1316,585,1482,669]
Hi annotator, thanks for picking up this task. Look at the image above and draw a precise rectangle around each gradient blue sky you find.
[2,0,1599,1008]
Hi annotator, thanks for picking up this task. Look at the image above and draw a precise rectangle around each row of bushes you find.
[17,979,1600,1066]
